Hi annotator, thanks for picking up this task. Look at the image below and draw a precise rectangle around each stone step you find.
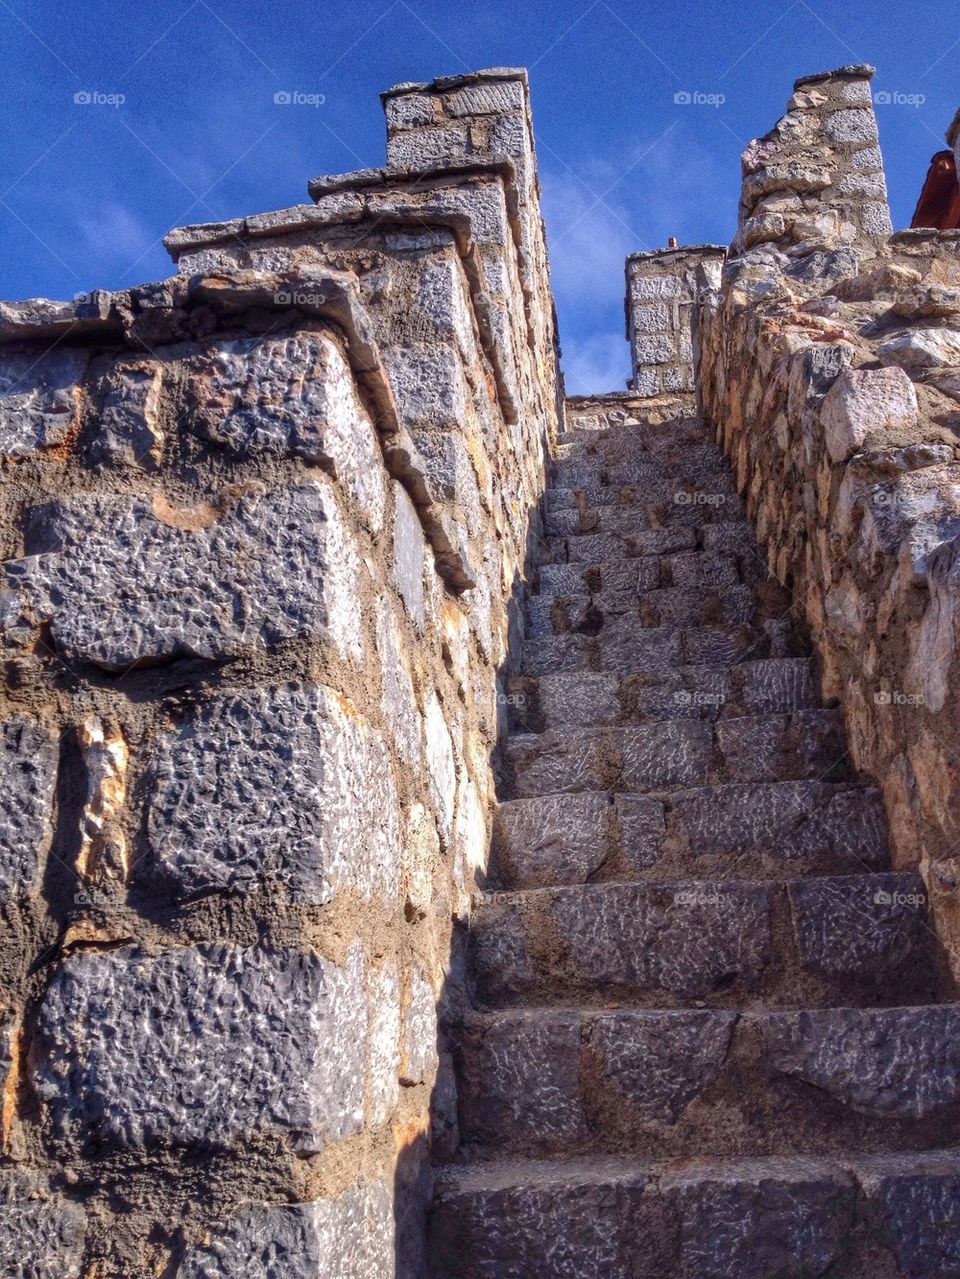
[457,1003,960,1160]
[507,659,818,733]
[544,493,745,537]
[545,473,740,511]
[550,518,760,564]
[522,617,808,676]
[468,872,936,1009]
[500,710,850,800]
[536,548,766,597]
[491,779,889,888]
[429,1150,960,1278]
[526,583,772,638]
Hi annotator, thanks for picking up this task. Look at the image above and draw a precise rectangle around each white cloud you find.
[77,203,156,263]
[562,331,632,396]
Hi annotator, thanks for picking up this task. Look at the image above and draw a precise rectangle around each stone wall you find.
[0,69,559,1277]
[625,245,725,397]
[699,64,960,977]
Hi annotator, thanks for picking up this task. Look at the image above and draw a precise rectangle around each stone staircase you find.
[428,405,960,1278]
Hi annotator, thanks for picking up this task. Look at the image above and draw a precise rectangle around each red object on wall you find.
[911,150,960,230]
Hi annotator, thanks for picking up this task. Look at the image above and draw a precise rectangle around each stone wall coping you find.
[159,159,518,256]
[626,244,727,264]
[947,108,960,147]
[380,67,529,102]
[794,64,876,88]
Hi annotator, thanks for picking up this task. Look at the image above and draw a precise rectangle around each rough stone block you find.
[186,331,387,530]
[492,792,612,887]
[0,347,87,458]
[391,483,428,632]
[90,361,163,469]
[178,1181,394,1278]
[148,683,402,903]
[788,872,927,979]
[617,722,712,790]
[762,1004,960,1119]
[382,343,468,428]
[402,965,439,1085]
[821,366,918,463]
[537,672,619,728]
[376,597,423,772]
[861,1155,960,1276]
[505,730,606,797]
[3,481,363,669]
[32,942,368,1154]
[0,1172,85,1278]
[0,716,57,900]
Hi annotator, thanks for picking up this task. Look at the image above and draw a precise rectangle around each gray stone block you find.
[0,1172,85,1278]
[4,481,363,669]
[391,484,428,633]
[0,348,88,458]
[492,792,612,887]
[186,332,387,531]
[762,1004,960,1119]
[178,1181,394,1278]
[32,942,368,1154]
[788,872,926,979]
[148,682,402,903]
[0,716,57,900]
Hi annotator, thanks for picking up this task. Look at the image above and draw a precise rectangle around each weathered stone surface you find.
[3,481,363,669]
[588,1010,735,1123]
[862,1154,960,1276]
[492,792,611,886]
[0,1172,85,1278]
[186,331,387,530]
[617,721,712,790]
[382,343,468,428]
[376,596,423,772]
[536,672,619,728]
[90,362,164,469]
[402,965,439,1085]
[665,1158,854,1278]
[32,942,368,1153]
[369,962,401,1126]
[148,683,401,902]
[788,872,926,978]
[0,716,57,900]
[178,1181,394,1278]
[877,327,960,368]
[821,367,918,463]
[424,690,457,837]
[763,1004,960,1119]
[391,483,428,632]
[0,347,87,458]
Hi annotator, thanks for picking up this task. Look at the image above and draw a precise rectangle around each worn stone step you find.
[552,519,759,564]
[522,617,808,676]
[500,710,850,800]
[491,779,889,888]
[457,1002,960,1160]
[526,583,770,638]
[545,474,740,511]
[536,548,767,598]
[468,872,936,1010]
[509,658,815,733]
[429,1150,960,1278]
[544,492,745,537]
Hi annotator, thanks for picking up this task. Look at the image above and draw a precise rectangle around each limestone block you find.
[877,327,960,369]
[630,274,682,300]
[444,81,525,117]
[630,303,670,331]
[385,91,435,130]
[381,343,468,429]
[32,942,368,1154]
[402,965,438,1085]
[0,347,87,458]
[148,683,401,903]
[186,332,387,532]
[631,333,676,366]
[424,690,456,836]
[375,596,423,772]
[762,1004,960,1119]
[90,362,163,468]
[368,961,401,1127]
[177,1181,394,1278]
[0,716,57,901]
[825,107,878,144]
[391,483,427,632]
[821,367,918,463]
[3,481,363,669]
[0,1172,85,1277]
[386,123,470,166]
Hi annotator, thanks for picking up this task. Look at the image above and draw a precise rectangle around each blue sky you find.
[4,0,958,392]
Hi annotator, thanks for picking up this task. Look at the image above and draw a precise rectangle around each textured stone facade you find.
[0,67,559,1277]
[698,63,960,978]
